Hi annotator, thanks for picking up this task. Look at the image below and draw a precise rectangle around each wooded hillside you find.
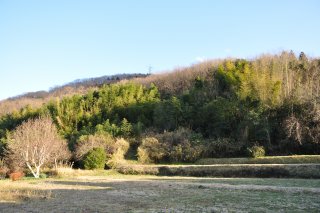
[1,51,320,167]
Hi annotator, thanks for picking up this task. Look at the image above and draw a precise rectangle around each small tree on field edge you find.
[6,116,70,178]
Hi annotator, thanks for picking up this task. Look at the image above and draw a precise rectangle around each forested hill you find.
[1,51,320,163]
[0,73,148,115]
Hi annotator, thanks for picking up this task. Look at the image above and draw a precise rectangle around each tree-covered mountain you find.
[1,51,320,165]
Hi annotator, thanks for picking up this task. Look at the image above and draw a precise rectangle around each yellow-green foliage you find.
[216,59,282,107]
[106,138,130,168]
[138,137,167,163]
[247,145,265,158]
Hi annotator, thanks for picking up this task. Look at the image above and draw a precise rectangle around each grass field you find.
[1,171,320,212]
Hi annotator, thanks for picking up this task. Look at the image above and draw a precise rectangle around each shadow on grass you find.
[1,177,320,212]
[117,164,320,178]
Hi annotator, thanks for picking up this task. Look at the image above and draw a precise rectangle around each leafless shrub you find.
[284,115,303,145]
[74,133,115,161]
[129,60,223,96]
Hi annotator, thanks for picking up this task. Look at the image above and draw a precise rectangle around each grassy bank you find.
[116,163,320,178]
[196,155,320,165]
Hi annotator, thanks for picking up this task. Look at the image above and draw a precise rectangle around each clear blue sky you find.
[0,0,319,100]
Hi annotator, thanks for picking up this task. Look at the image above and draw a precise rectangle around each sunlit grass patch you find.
[0,189,53,203]
[196,155,320,165]
[0,180,53,203]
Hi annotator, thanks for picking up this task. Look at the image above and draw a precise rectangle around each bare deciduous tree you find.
[284,115,303,145]
[7,116,70,178]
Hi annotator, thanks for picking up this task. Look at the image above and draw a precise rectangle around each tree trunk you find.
[54,158,58,170]
[26,162,40,178]
[35,166,40,178]
[285,60,289,97]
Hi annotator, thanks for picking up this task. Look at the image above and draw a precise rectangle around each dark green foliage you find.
[83,147,106,170]
[153,97,182,131]
[196,98,238,138]
[203,138,244,158]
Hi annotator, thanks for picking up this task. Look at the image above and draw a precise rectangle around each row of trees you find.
[0,51,320,175]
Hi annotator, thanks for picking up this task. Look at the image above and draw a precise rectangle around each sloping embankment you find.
[116,164,320,178]
[196,155,320,165]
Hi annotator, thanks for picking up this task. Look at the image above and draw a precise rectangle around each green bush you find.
[247,145,265,158]
[83,147,106,170]
[39,173,47,179]
[74,133,115,162]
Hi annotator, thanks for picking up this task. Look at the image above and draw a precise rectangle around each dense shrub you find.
[137,128,205,163]
[204,138,243,158]
[160,128,204,163]
[106,138,130,168]
[169,142,203,162]
[137,137,167,163]
[83,147,106,169]
[75,133,115,162]
[247,145,265,158]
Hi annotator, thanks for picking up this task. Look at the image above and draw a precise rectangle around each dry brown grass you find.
[0,180,53,203]
[116,163,320,178]
[0,174,320,212]
[48,167,111,178]
[127,59,223,96]
[196,155,320,165]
